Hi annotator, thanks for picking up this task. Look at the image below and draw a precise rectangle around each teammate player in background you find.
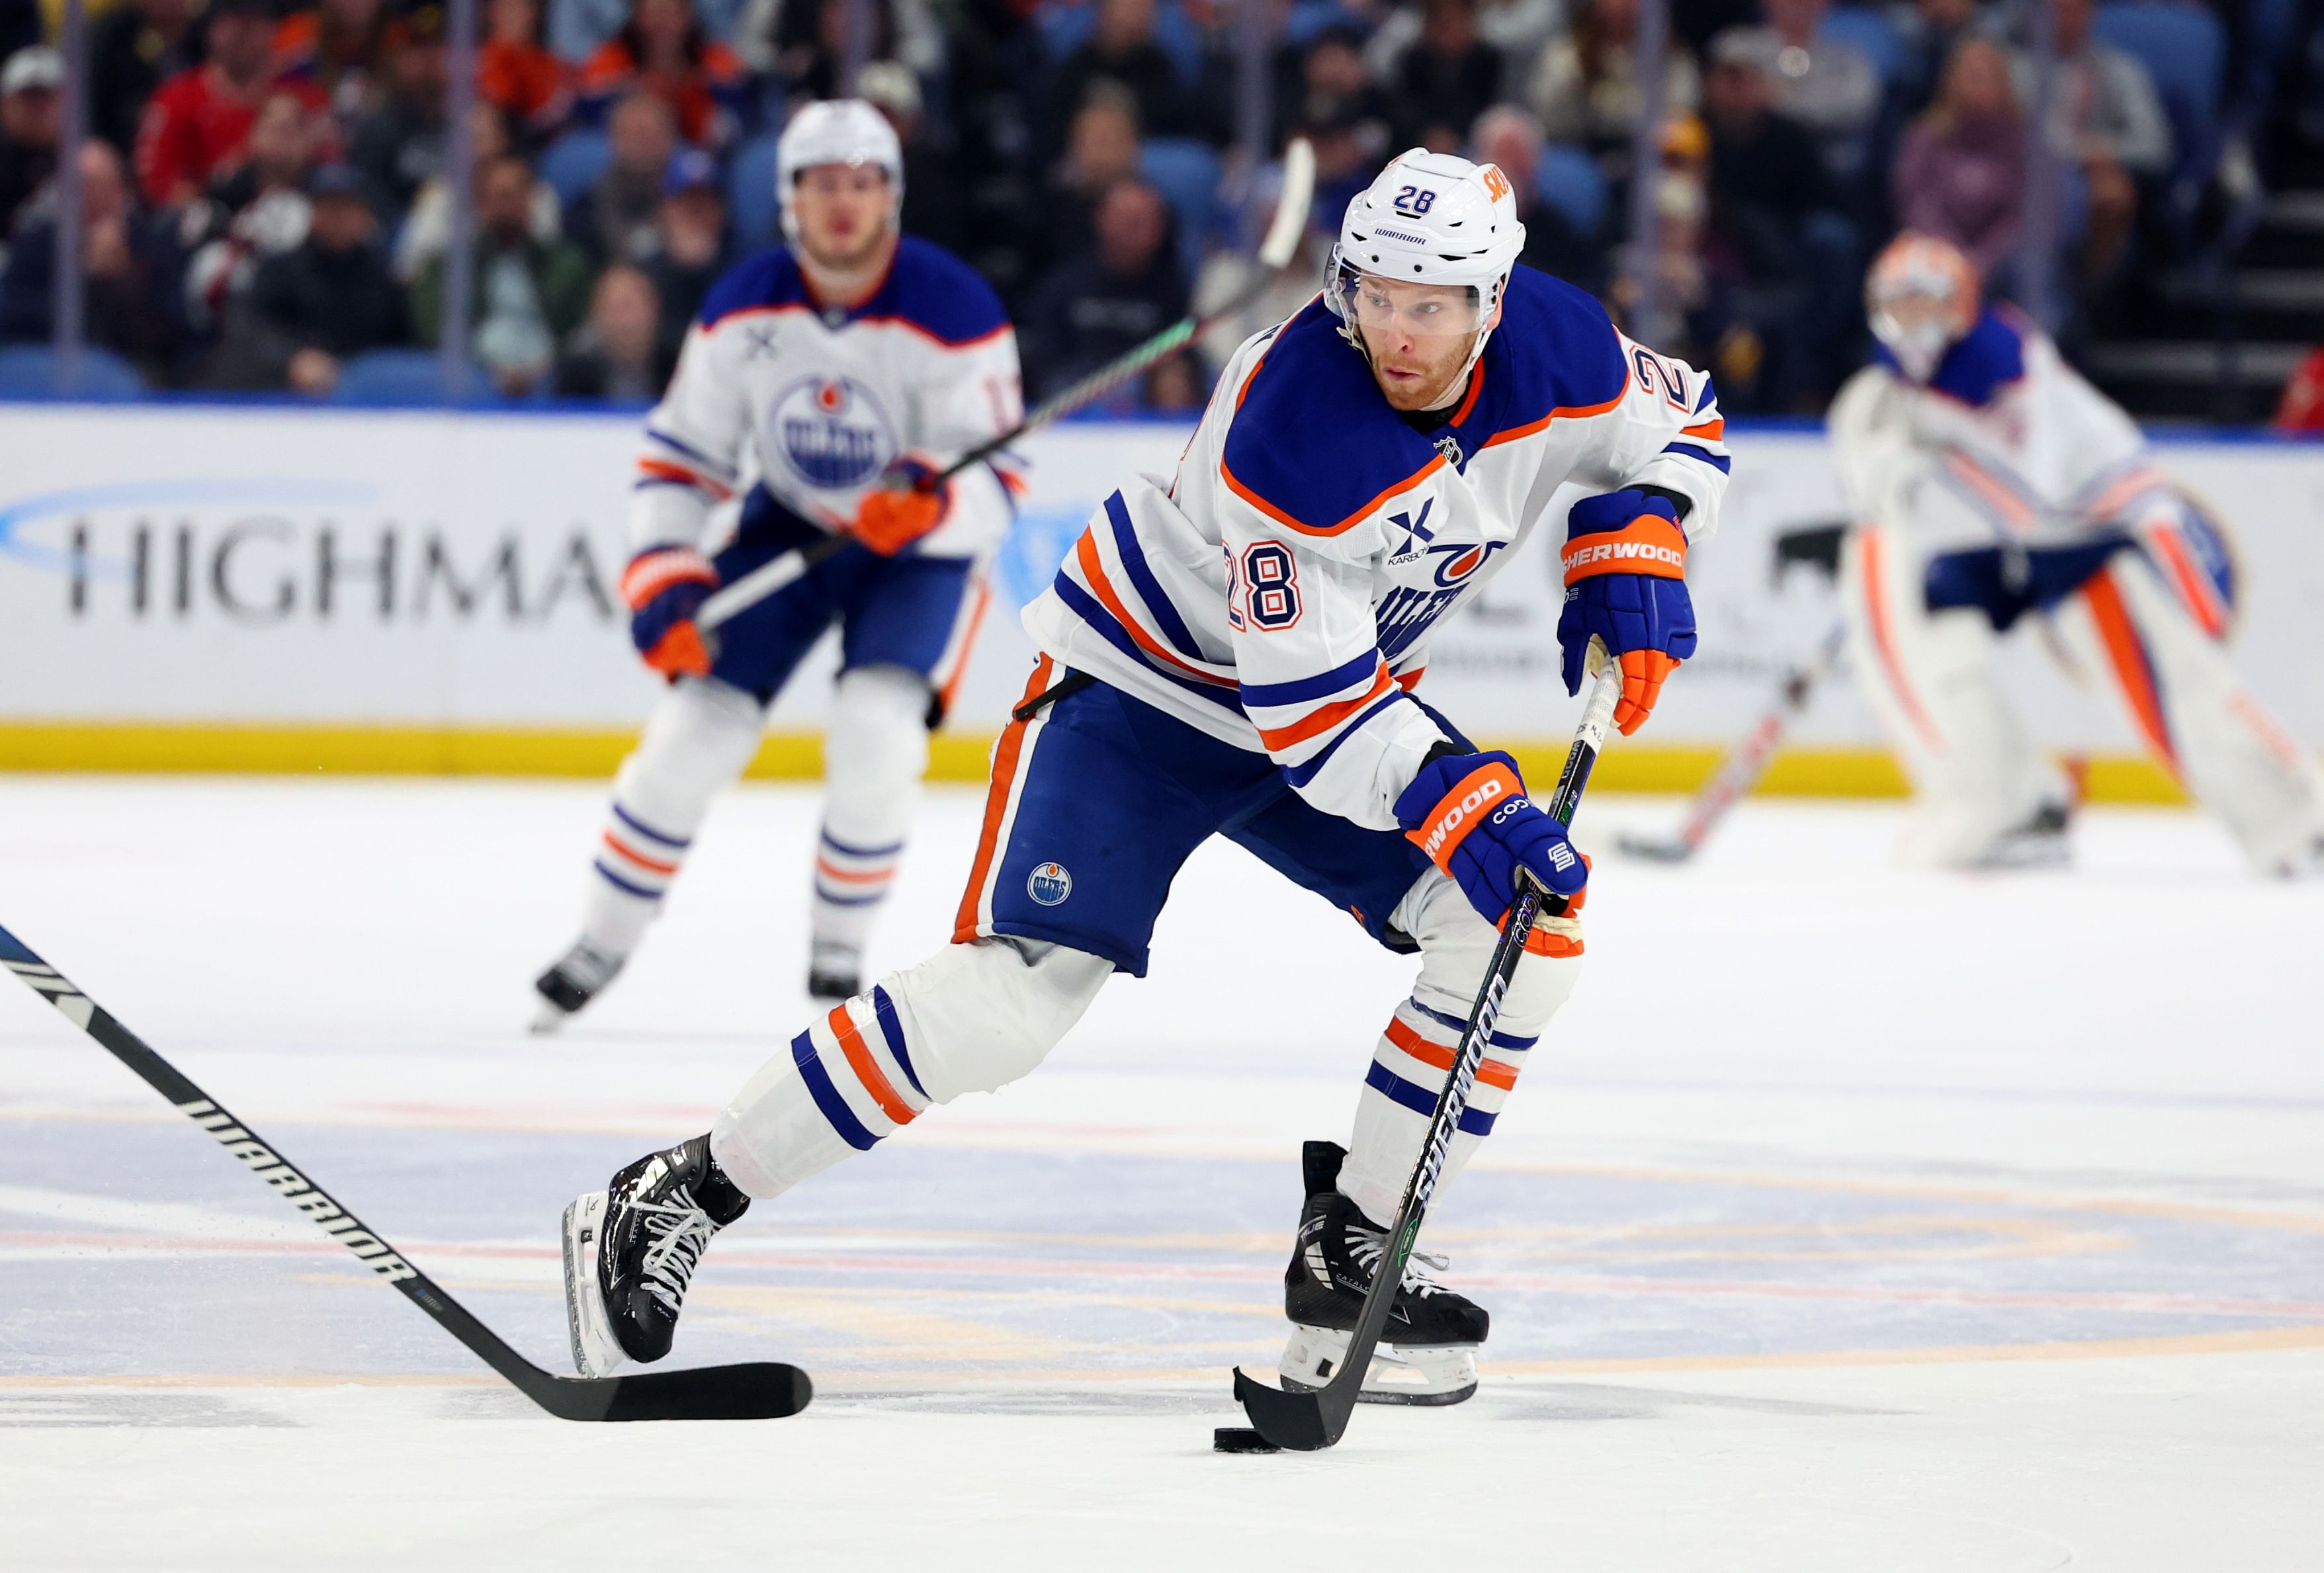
[557,151,1729,1404]
[1834,234,2324,873]
[532,101,1023,1023]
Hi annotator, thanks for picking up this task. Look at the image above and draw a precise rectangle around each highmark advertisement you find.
[1,402,2319,793]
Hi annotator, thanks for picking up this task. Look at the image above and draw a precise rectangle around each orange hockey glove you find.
[851,456,951,556]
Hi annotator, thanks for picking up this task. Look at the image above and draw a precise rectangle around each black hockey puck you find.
[1213,1426,1279,1454]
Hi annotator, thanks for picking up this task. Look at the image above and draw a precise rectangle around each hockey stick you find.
[1615,618,1846,863]
[693,139,1318,636]
[0,922,811,1422]
[1229,656,1624,1452]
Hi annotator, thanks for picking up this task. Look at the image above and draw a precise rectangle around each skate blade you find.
[562,1191,628,1379]
[1277,1324,1478,1407]
[530,999,572,1036]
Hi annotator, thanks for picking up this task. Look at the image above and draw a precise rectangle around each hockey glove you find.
[1395,749,1588,926]
[851,454,952,556]
[621,544,718,679]
[1557,490,1696,736]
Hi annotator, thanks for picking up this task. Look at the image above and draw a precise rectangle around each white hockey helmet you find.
[777,98,904,244]
[1328,149,1527,376]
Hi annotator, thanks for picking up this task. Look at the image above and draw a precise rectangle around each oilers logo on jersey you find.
[769,374,897,491]
[1027,862,1072,906]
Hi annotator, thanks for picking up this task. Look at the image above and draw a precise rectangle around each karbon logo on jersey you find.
[772,375,896,491]
[1026,862,1073,906]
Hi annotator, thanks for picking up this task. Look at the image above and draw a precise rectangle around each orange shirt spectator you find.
[578,0,743,149]
[480,0,574,139]
[273,0,396,122]
[2277,349,2324,434]
[136,0,326,207]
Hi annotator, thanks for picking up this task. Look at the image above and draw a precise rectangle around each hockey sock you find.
[808,666,931,955]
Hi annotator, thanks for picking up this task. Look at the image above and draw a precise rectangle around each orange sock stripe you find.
[953,656,1050,943]
[1381,1017,1520,1091]
[2083,570,2178,773]
[826,1005,916,1126]
[601,831,678,876]
[814,857,895,884]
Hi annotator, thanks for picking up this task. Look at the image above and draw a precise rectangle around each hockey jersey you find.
[628,235,1023,560]
[1829,306,2178,555]
[1021,266,1731,830]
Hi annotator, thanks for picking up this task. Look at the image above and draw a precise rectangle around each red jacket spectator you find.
[480,0,573,139]
[578,0,742,148]
[135,0,325,207]
[2277,349,2324,434]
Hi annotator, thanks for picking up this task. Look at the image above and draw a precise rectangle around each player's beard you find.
[1365,327,1481,413]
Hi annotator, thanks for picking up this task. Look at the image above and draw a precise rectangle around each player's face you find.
[793,163,894,273]
[1348,275,1490,411]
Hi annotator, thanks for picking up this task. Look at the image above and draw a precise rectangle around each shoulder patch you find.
[861,236,1011,347]
[1220,300,1445,538]
[697,248,805,329]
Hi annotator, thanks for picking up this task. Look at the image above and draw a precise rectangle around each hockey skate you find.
[562,1134,750,1377]
[1277,1140,1488,1406]
[531,939,625,1033]
[805,941,861,1003]
[1967,800,2073,871]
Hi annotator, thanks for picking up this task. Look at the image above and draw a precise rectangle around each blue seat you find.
[538,128,613,208]
[728,132,781,249]
[1140,136,1222,274]
[1285,0,1363,48]
[1820,5,1902,86]
[0,343,146,398]
[1037,1,1203,83]
[328,349,479,405]
[2093,1,2223,183]
[1533,145,1608,239]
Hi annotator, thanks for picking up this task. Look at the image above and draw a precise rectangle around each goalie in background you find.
[1829,234,2324,875]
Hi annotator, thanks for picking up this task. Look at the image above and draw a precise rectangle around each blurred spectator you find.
[1890,0,1981,122]
[860,59,969,255]
[1021,176,1184,402]
[2007,0,2167,284]
[1892,37,2028,282]
[1394,0,1505,151]
[1699,32,1855,405]
[1528,0,1700,169]
[1,45,61,237]
[347,3,454,218]
[1277,25,1394,157]
[1049,0,1199,146]
[208,163,408,392]
[275,0,397,126]
[1033,85,1145,276]
[135,0,325,209]
[181,88,330,335]
[578,0,745,149]
[1471,104,1606,288]
[551,0,630,65]
[1143,351,1203,411]
[1303,105,1392,230]
[744,0,945,98]
[556,260,676,396]
[480,0,576,147]
[2276,347,2324,433]
[1475,0,1567,72]
[642,148,730,337]
[0,140,181,376]
[1709,0,1880,175]
[415,153,592,395]
[90,0,204,156]
[569,90,677,262]
[396,102,561,281]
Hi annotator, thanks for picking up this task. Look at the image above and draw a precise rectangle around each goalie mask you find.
[1866,233,1980,384]
[777,99,904,245]
[1328,149,1527,385]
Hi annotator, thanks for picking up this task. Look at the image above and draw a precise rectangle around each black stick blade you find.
[1614,832,1695,863]
[1232,1367,1345,1453]
[527,1362,813,1422]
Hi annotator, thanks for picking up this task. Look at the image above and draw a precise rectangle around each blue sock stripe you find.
[1364,1060,1495,1136]
[1404,999,1538,1052]
[611,802,689,849]
[792,1030,879,1150]
[591,861,663,900]
[813,887,889,908]
[820,828,906,859]
[870,985,925,1099]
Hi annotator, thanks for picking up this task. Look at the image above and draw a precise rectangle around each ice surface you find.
[1,777,2319,1570]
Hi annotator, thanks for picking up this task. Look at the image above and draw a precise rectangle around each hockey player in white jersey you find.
[532,101,1023,1022]
[1834,234,2324,872]
[557,151,1730,1402]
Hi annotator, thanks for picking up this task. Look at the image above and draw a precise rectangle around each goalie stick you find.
[1228,655,1624,1453]
[0,921,810,1423]
[693,138,1318,637]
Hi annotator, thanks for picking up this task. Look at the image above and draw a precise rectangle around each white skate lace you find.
[633,1195,719,1315]
[1348,1224,1452,1297]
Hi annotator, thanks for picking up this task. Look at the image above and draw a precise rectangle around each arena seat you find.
[0,344,147,398]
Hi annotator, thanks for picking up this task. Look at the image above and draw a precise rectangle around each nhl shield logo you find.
[769,374,896,491]
[1026,862,1072,906]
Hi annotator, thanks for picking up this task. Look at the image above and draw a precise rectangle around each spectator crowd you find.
[0,0,2313,413]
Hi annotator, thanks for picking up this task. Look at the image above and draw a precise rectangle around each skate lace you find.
[1348,1224,1451,1297]
[633,1195,718,1315]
